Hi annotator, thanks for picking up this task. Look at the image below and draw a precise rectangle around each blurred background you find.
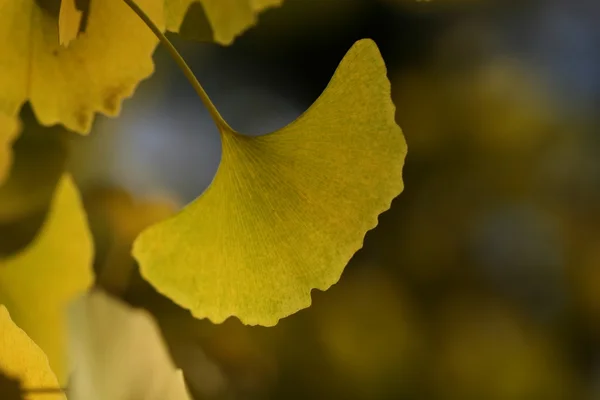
[3,0,600,398]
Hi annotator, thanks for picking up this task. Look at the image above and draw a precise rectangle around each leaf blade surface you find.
[133,39,407,325]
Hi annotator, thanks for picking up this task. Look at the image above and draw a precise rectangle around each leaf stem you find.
[122,0,232,131]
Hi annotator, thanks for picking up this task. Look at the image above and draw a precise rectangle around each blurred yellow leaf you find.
[133,39,407,325]
[0,174,94,383]
[0,306,65,400]
[58,0,83,47]
[165,0,283,44]
[314,267,421,397]
[84,186,178,296]
[68,290,191,400]
[453,61,555,153]
[395,55,555,158]
[430,297,578,399]
[0,115,20,185]
[0,0,162,133]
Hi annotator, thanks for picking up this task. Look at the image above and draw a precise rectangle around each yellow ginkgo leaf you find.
[0,115,20,185]
[0,174,94,383]
[58,0,83,47]
[165,0,283,45]
[133,39,407,326]
[0,0,162,134]
[68,290,191,400]
[0,306,65,400]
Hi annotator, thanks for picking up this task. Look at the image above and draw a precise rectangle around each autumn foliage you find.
[0,0,406,398]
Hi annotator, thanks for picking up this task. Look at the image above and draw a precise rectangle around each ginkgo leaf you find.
[0,0,163,134]
[0,174,94,384]
[68,290,191,400]
[0,306,65,400]
[133,39,407,326]
[58,0,83,47]
[166,0,283,45]
[0,115,20,185]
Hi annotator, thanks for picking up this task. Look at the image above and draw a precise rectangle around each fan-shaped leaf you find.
[0,0,162,133]
[0,174,94,383]
[133,39,407,325]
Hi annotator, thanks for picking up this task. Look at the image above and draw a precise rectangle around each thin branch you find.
[122,0,232,132]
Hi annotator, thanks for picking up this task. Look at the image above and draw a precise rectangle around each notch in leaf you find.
[130,19,407,325]
[0,0,163,133]
[166,0,283,45]
[58,0,86,47]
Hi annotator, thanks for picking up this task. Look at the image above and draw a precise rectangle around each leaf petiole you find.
[122,0,233,132]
